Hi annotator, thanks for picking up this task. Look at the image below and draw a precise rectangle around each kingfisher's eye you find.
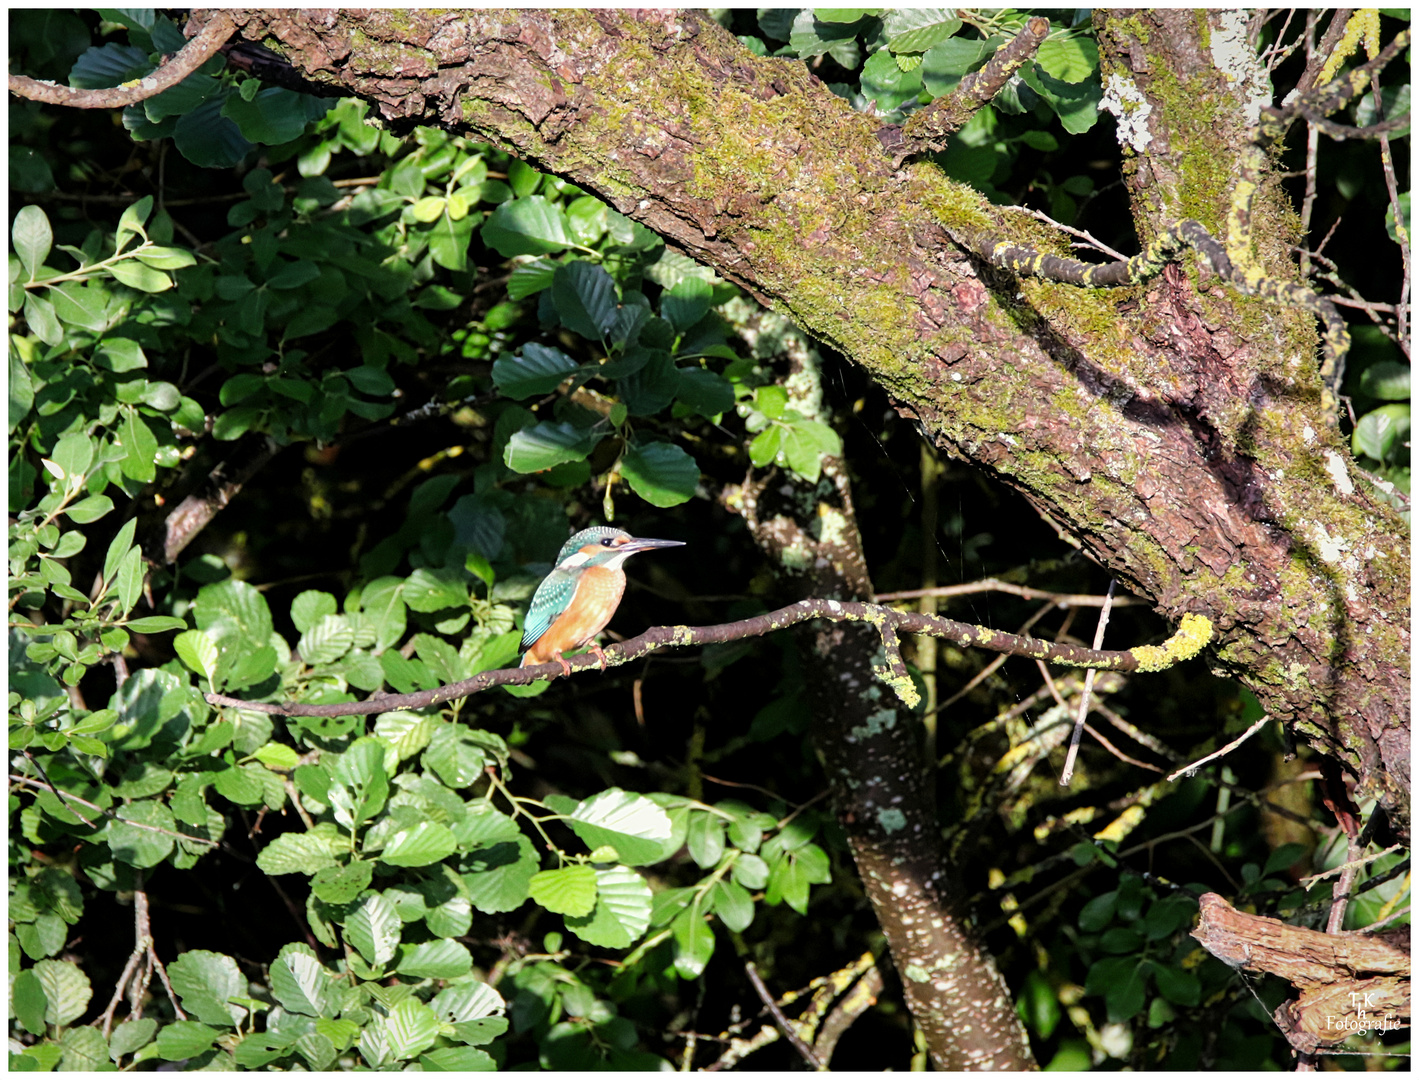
[601,537,615,547]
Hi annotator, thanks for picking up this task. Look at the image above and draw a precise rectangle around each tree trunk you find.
[202,6,1407,824]
[726,319,1036,1069]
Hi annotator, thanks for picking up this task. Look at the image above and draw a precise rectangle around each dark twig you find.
[157,434,280,563]
[204,599,1214,717]
[744,960,823,1070]
[8,13,233,109]
[9,774,219,846]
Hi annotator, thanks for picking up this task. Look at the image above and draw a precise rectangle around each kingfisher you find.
[520,526,684,675]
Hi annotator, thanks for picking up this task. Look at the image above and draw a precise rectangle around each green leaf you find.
[618,349,681,415]
[1019,63,1103,135]
[862,47,924,111]
[51,430,95,483]
[311,860,374,904]
[421,1046,497,1070]
[566,788,675,866]
[222,86,316,145]
[552,260,618,341]
[564,865,653,948]
[330,737,389,828]
[23,292,63,347]
[173,629,219,683]
[480,196,571,257]
[58,1024,109,1070]
[921,36,996,95]
[298,613,355,664]
[430,980,505,1025]
[428,208,475,272]
[174,94,254,168]
[13,205,53,280]
[1152,963,1201,1006]
[12,969,48,1034]
[492,343,581,399]
[380,820,458,867]
[529,865,598,917]
[33,958,91,1026]
[687,812,726,869]
[109,800,177,867]
[814,8,880,23]
[109,1017,158,1060]
[461,833,538,914]
[156,1020,219,1061]
[69,43,150,92]
[269,943,333,1018]
[423,724,488,787]
[711,878,754,932]
[1352,403,1410,463]
[504,420,597,473]
[507,256,558,300]
[345,890,402,966]
[11,346,36,430]
[671,903,715,978]
[65,493,115,524]
[1359,360,1411,401]
[195,578,277,690]
[621,441,699,508]
[1036,35,1100,83]
[109,259,173,292]
[660,276,712,332]
[882,8,962,53]
[256,830,343,875]
[395,938,473,980]
[789,9,861,63]
[167,950,246,1028]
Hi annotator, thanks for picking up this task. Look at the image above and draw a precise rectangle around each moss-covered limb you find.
[205,602,1212,717]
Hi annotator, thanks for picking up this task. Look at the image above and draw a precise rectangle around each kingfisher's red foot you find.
[588,642,609,671]
[556,655,572,677]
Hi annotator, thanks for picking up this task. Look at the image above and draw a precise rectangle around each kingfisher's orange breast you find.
[523,566,626,663]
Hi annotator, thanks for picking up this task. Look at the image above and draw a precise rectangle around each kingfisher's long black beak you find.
[621,537,685,554]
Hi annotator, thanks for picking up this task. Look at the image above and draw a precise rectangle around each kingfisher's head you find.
[554,526,684,572]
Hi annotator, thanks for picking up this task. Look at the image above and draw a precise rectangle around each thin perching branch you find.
[204,599,1215,718]
[8,12,234,109]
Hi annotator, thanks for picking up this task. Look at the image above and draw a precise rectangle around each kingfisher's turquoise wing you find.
[521,568,578,649]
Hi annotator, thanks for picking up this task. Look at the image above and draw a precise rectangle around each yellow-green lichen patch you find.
[1131,612,1213,672]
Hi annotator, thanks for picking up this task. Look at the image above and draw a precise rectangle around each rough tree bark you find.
[198,8,1409,844]
[726,318,1036,1068]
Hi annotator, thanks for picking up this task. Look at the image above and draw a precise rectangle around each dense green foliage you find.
[8,8,1409,1072]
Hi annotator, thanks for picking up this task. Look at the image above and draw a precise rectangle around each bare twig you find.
[1011,206,1130,263]
[9,774,219,846]
[1060,580,1116,785]
[1299,843,1407,889]
[875,577,1139,607]
[743,960,823,1070]
[1165,713,1273,781]
[9,13,233,109]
